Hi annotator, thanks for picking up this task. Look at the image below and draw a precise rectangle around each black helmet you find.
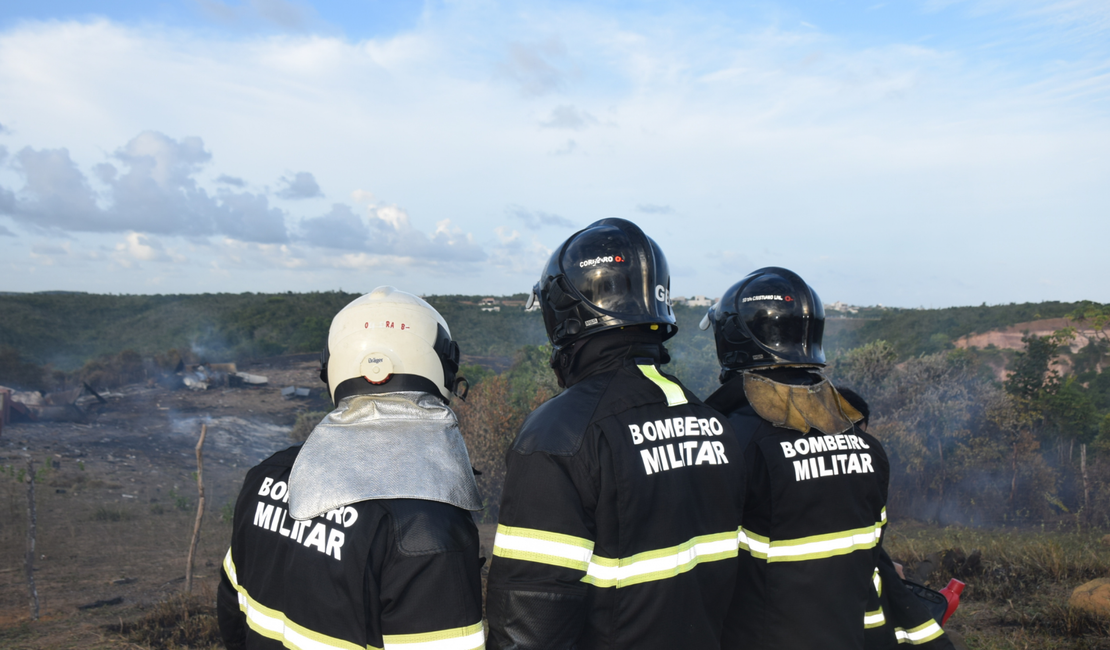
[699,266,825,375]
[530,218,677,349]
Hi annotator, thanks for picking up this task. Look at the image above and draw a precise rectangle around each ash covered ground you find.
[0,358,331,647]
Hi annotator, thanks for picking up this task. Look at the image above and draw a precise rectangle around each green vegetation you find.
[166,487,190,512]
[824,301,1083,358]
[0,291,360,371]
[4,290,1110,528]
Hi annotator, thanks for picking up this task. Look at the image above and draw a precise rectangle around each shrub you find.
[107,593,221,650]
[291,411,329,442]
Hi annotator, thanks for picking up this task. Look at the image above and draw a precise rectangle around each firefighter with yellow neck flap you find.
[217,287,486,650]
[701,268,949,649]
[485,218,747,650]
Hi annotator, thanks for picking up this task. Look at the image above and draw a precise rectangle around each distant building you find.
[672,295,714,308]
[825,301,859,314]
[479,297,499,306]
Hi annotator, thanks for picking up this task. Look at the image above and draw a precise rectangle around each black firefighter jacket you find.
[217,445,485,650]
[707,373,905,650]
[863,548,956,650]
[485,356,747,650]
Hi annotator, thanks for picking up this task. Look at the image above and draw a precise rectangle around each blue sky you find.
[0,0,1107,307]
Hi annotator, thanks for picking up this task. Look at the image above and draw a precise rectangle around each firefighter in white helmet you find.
[218,286,486,650]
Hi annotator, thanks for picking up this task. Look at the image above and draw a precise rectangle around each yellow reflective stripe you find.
[493,525,740,589]
[637,365,688,407]
[864,608,885,629]
[873,567,882,597]
[895,620,944,644]
[383,622,485,650]
[223,550,376,650]
[583,530,739,588]
[223,548,238,584]
[738,516,885,562]
[492,525,594,571]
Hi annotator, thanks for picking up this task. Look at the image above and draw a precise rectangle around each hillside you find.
[0,292,1097,391]
[822,301,1084,358]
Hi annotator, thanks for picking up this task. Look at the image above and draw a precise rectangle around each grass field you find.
[885,523,1110,649]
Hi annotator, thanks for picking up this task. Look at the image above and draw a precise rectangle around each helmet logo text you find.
[655,284,669,304]
[742,294,785,302]
[578,255,624,268]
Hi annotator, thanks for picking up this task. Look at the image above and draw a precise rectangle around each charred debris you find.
[0,354,302,428]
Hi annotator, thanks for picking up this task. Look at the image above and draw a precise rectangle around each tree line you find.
[3,292,1109,526]
[457,302,1110,527]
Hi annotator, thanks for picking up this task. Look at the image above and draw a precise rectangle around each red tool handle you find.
[939,579,964,626]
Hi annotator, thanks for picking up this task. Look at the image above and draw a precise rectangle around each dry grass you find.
[885,523,1110,649]
[106,592,221,650]
[290,410,329,442]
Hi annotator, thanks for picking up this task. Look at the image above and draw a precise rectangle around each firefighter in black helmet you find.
[485,218,746,650]
[702,268,950,649]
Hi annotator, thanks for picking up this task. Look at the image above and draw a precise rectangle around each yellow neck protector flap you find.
[742,371,864,435]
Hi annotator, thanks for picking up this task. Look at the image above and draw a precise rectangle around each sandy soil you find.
[954,318,1094,353]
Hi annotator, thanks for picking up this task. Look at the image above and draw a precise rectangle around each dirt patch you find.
[954,318,1093,353]
[0,360,325,648]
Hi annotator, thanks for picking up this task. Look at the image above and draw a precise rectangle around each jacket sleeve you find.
[485,441,599,650]
[377,501,486,650]
[877,548,955,649]
[217,555,247,650]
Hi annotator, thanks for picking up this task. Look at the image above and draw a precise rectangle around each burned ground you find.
[2,357,1109,649]
[0,359,331,649]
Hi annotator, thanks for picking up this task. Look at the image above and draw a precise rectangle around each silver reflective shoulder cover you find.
[288,392,484,520]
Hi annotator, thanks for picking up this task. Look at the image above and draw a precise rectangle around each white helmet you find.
[320,286,462,403]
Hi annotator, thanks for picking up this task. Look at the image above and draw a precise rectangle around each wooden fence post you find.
[25,457,40,620]
[1081,443,1090,523]
[185,424,207,594]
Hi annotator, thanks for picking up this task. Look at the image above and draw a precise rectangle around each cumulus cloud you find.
[508,205,574,230]
[636,203,675,215]
[0,224,14,237]
[540,105,599,130]
[297,201,485,264]
[111,232,184,267]
[487,226,553,275]
[277,171,323,199]
[0,131,289,243]
[298,203,367,248]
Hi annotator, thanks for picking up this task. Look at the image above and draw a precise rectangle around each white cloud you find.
[296,200,485,264]
[0,131,289,243]
[487,226,552,276]
[112,232,184,266]
[277,171,323,199]
[0,5,1106,303]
